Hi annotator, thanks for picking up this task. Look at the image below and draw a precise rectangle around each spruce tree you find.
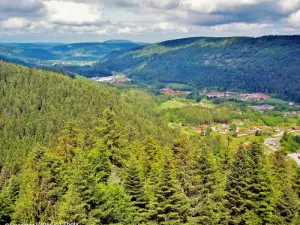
[57,184,88,224]
[272,150,298,224]
[172,137,199,198]
[90,184,134,225]
[0,176,19,223]
[12,147,62,223]
[147,152,189,224]
[189,147,226,224]
[225,143,274,224]
[293,166,300,199]
[97,107,127,168]
[124,160,148,223]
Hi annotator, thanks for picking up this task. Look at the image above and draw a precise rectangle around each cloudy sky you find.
[0,0,300,43]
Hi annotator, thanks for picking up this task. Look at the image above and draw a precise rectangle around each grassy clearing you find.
[264,98,288,106]
[169,123,199,136]
[157,99,187,110]
[166,83,191,90]
[229,134,263,150]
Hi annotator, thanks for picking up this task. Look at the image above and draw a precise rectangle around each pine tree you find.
[272,150,299,224]
[189,147,226,224]
[247,142,274,224]
[293,166,300,199]
[12,147,63,223]
[124,160,148,223]
[57,184,88,224]
[225,143,274,224]
[97,107,127,168]
[90,184,134,225]
[172,137,199,198]
[147,152,189,224]
[0,175,19,223]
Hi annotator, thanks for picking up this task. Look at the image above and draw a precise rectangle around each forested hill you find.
[96,35,300,102]
[1,61,300,224]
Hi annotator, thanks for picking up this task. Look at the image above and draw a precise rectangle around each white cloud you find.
[211,22,270,32]
[288,9,300,26]
[43,0,104,25]
[152,22,189,32]
[1,0,300,41]
[279,0,300,13]
[1,17,31,29]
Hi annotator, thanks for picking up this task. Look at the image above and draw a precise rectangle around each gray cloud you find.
[0,0,300,42]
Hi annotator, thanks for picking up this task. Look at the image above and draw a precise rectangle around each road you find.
[263,131,284,152]
[263,129,300,165]
[288,153,300,165]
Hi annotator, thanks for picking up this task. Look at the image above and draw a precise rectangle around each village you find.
[170,120,300,163]
[161,88,191,95]
[205,91,270,101]
[90,74,131,84]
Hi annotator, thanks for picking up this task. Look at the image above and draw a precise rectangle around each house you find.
[162,88,175,95]
[292,126,300,130]
[161,88,191,95]
[235,110,244,115]
[219,129,229,134]
[250,105,275,111]
[289,102,295,106]
[206,91,226,98]
[233,120,245,126]
[240,93,269,101]
[249,126,266,132]
[196,125,208,133]
[237,132,248,137]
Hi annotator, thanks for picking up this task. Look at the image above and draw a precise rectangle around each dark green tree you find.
[124,159,148,223]
[225,143,274,224]
[147,153,189,224]
[97,107,127,168]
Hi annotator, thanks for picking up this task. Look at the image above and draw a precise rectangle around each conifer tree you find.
[124,159,148,223]
[147,152,189,224]
[13,148,61,223]
[97,107,127,167]
[57,184,88,224]
[271,150,299,224]
[225,143,274,224]
[293,166,300,199]
[90,184,134,225]
[188,147,226,224]
[0,176,19,223]
[172,137,199,198]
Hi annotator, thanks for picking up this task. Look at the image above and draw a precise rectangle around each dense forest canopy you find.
[0,61,300,224]
[96,35,300,102]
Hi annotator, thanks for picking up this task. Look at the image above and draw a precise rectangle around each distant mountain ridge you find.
[0,40,144,66]
[95,35,300,102]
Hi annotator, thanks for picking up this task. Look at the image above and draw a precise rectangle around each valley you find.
[156,93,300,164]
[0,36,300,225]
[2,0,300,223]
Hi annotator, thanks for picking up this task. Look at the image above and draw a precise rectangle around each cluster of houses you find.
[240,93,269,101]
[90,75,131,83]
[178,118,270,137]
[161,88,191,95]
[285,111,300,117]
[250,105,275,111]
[205,91,270,102]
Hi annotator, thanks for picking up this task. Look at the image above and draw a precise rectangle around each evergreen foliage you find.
[0,61,299,224]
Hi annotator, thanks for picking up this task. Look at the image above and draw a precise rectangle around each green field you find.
[264,98,289,106]
[158,100,186,110]
[166,83,191,90]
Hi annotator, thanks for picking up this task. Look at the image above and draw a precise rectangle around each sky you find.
[0,0,300,43]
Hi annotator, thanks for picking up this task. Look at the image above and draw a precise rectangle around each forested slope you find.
[0,61,300,224]
[96,36,300,102]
